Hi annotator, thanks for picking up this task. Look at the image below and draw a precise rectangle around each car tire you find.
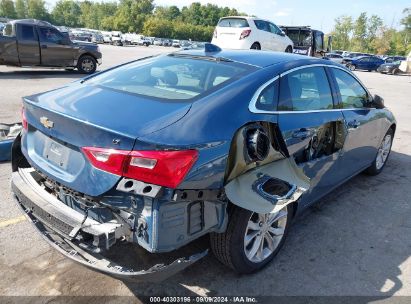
[250,43,261,50]
[349,64,356,71]
[364,128,394,176]
[77,55,97,74]
[392,68,399,75]
[210,204,292,274]
[285,46,293,53]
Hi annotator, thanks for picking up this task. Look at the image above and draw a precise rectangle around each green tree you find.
[330,16,353,50]
[0,0,17,18]
[351,12,368,52]
[366,15,383,53]
[154,5,180,21]
[401,8,411,33]
[52,0,81,27]
[112,0,154,32]
[142,16,172,37]
[15,0,27,18]
[27,0,49,21]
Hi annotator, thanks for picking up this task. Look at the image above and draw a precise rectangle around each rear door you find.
[328,67,381,176]
[253,20,273,50]
[268,22,286,51]
[276,66,347,206]
[37,26,75,67]
[16,24,40,65]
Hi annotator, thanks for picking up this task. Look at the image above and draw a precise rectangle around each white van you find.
[211,16,293,52]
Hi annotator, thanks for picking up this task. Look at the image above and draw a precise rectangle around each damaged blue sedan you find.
[11,44,396,281]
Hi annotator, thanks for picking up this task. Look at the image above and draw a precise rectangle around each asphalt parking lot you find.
[0,44,410,300]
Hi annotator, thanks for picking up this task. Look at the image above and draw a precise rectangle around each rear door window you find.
[278,67,334,111]
[254,20,269,32]
[255,81,278,111]
[218,18,249,28]
[19,25,36,40]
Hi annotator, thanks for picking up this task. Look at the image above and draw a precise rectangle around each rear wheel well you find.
[390,123,396,135]
[11,133,30,172]
[250,42,261,50]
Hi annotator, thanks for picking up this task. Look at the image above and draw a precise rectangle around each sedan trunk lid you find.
[22,84,191,196]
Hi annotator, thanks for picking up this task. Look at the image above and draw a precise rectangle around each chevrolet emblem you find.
[40,117,54,129]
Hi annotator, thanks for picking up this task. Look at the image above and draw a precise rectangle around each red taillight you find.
[240,29,251,40]
[82,147,129,176]
[213,29,217,38]
[21,106,28,130]
[82,147,198,188]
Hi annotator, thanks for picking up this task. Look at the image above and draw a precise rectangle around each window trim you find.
[249,64,374,114]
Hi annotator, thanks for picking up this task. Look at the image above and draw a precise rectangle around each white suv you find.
[211,16,293,53]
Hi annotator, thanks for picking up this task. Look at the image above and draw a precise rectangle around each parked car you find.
[70,31,92,42]
[0,22,6,34]
[0,123,22,161]
[325,53,344,64]
[384,56,406,63]
[172,39,180,47]
[0,19,102,74]
[345,56,384,71]
[111,31,123,46]
[153,38,163,46]
[377,60,404,75]
[11,45,396,281]
[91,32,104,44]
[342,52,371,60]
[101,31,111,43]
[212,16,293,52]
[162,39,172,46]
[137,37,151,47]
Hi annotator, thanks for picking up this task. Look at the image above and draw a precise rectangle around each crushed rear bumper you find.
[11,168,208,282]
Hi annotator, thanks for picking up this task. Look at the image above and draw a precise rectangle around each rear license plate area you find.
[43,138,70,169]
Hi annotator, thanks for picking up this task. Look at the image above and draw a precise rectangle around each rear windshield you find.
[87,55,252,101]
[218,18,249,28]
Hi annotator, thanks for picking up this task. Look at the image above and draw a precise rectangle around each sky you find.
[46,0,410,34]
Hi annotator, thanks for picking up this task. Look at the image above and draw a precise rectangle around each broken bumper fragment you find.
[11,168,208,282]
[0,124,22,162]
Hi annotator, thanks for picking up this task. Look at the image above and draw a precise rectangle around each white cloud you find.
[274,8,293,17]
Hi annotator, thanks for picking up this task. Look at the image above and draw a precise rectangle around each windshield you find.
[86,55,252,101]
[218,18,249,28]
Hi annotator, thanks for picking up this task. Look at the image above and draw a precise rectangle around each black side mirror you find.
[371,94,384,109]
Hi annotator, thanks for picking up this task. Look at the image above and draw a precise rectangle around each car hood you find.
[72,40,98,49]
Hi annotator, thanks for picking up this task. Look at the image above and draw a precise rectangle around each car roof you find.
[10,19,53,27]
[177,49,333,68]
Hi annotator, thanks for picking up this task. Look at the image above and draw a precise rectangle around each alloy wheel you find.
[244,207,288,263]
[376,134,392,170]
[81,59,95,73]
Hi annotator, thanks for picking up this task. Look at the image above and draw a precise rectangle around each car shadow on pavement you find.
[0,70,88,80]
[119,150,411,298]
